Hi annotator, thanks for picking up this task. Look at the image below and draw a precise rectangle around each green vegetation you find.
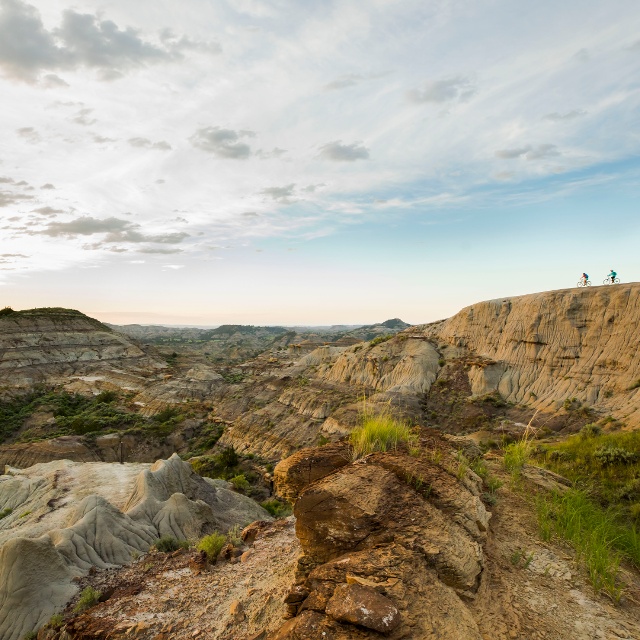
[145,406,184,438]
[222,372,245,384]
[230,474,250,492]
[0,508,12,519]
[350,412,417,459]
[261,498,292,518]
[153,535,190,553]
[189,446,241,480]
[369,334,392,347]
[0,306,15,316]
[22,633,37,640]
[73,587,101,613]
[532,428,640,601]
[197,531,227,561]
[503,437,533,482]
[510,549,534,569]
[48,613,63,629]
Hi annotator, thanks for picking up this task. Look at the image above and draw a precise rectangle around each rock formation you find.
[0,308,165,389]
[271,433,489,639]
[0,454,270,640]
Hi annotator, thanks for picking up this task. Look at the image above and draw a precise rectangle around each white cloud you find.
[190,127,254,159]
[318,141,369,162]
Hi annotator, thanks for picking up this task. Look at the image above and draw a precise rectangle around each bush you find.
[73,586,101,613]
[580,423,602,439]
[350,413,416,459]
[230,474,250,492]
[0,508,12,519]
[217,446,239,469]
[594,445,637,466]
[197,531,227,561]
[153,535,189,553]
[503,439,532,477]
[370,334,392,347]
[261,499,293,518]
[0,306,15,316]
[48,613,63,629]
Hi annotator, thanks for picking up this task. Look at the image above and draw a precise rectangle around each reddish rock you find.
[325,583,400,633]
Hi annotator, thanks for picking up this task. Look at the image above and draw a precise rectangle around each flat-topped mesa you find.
[0,307,165,386]
[418,282,640,426]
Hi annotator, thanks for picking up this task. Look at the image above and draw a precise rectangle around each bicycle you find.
[603,277,621,285]
[577,279,591,287]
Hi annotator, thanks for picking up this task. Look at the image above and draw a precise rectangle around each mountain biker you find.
[608,269,617,283]
[581,272,589,285]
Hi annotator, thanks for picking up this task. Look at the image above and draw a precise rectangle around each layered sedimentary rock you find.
[0,454,269,640]
[271,433,489,639]
[0,308,165,388]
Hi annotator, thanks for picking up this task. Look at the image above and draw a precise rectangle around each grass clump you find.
[230,474,250,493]
[48,613,63,629]
[73,586,101,613]
[261,499,292,518]
[536,489,633,601]
[197,531,227,561]
[350,412,416,459]
[153,535,189,553]
[0,507,12,519]
[369,334,393,347]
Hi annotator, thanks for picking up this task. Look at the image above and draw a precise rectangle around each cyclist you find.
[581,272,589,286]
[608,269,617,284]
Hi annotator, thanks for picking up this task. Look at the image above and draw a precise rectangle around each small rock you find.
[325,583,400,633]
[230,599,245,622]
[240,550,253,563]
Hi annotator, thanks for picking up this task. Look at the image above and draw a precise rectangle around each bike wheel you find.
[577,281,584,287]
[614,278,620,284]
[603,278,610,285]
[587,281,592,286]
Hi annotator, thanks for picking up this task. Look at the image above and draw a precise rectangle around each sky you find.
[0,0,639,326]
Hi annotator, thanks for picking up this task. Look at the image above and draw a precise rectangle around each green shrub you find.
[153,535,189,553]
[48,613,63,629]
[22,633,37,640]
[350,413,416,459]
[261,499,292,518]
[369,334,392,347]
[594,445,636,466]
[217,446,239,469]
[73,586,101,613]
[230,474,250,492]
[580,423,602,439]
[197,531,227,561]
[503,439,532,478]
[0,306,15,316]
[95,390,117,403]
[0,507,12,519]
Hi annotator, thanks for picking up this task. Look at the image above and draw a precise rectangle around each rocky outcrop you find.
[419,283,640,427]
[271,432,489,639]
[0,454,270,640]
[0,308,165,388]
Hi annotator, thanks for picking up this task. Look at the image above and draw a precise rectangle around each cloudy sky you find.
[1,0,639,325]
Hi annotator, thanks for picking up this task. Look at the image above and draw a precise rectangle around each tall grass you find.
[536,489,633,601]
[350,412,416,459]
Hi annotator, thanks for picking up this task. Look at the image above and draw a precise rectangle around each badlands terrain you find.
[0,284,639,639]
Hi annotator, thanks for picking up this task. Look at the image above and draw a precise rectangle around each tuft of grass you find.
[349,413,416,460]
[503,439,532,480]
[369,334,393,347]
[536,489,629,602]
[153,535,189,553]
[197,531,227,561]
[261,499,292,518]
[230,474,250,493]
[48,613,63,629]
[0,507,12,519]
[73,586,101,613]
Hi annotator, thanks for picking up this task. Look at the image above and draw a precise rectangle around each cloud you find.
[31,206,63,216]
[162,264,184,270]
[159,29,221,56]
[495,144,560,160]
[407,76,476,104]
[128,137,172,151]
[324,74,366,91]
[318,141,369,162]
[41,73,68,88]
[543,110,586,122]
[189,127,254,159]
[255,147,287,159]
[16,126,41,143]
[0,0,205,82]
[261,184,296,202]
[72,107,96,126]
[137,247,183,254]
[0,190,33,207]
[31,215,189,244]
[302,183,325,193]
[40,183,55,189]
[0,252,27,265]
[93,135,115,144]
